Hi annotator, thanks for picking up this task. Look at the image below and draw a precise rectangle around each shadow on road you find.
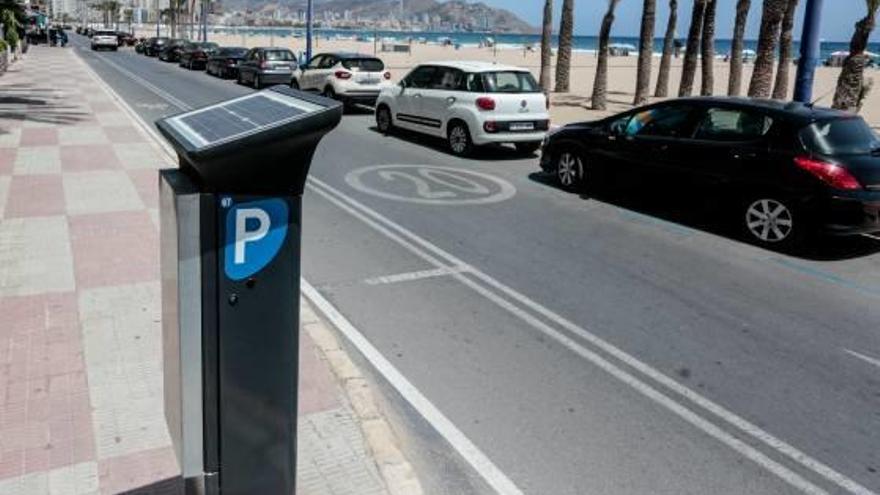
[115,477,183,494]
[528,171,880,262]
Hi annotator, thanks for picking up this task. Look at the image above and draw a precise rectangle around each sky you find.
[478,0,880,43]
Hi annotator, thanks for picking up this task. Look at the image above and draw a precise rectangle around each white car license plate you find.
[358,76,380,85]
[509,122,534,131]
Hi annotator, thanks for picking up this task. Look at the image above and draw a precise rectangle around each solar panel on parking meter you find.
[157,87,342,495]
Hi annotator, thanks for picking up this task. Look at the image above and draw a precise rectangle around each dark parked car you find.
[116,31,136,46]
[134,37,147,53]
[206,46,249,78]
[236,47,297,89]
[178,41,219,69]
[539,97,880,248]
[143,37,169,56]
[159,39,187,62]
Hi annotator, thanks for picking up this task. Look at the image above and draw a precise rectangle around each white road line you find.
[844,349,880,370]
[308,177,877,495]
[301,279,525,495]
[76,49,525,495]
[364,266,470,285]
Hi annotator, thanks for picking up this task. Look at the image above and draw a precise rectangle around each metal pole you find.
[305,0,312,61]
[793,0,824,103]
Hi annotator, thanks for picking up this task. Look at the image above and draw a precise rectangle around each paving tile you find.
[13,148,61,175]
[78,283,169,461]
[88,102,117,114]
[0,461,99,495]
[298,331,341,416]
[112,144,166,170]
[57,127,106,146]
[96,447,177,495]
[4,175,66,218]
[0,217,75,297]
[103,126,144,144]
[62,171,143,215]
[68,211,158,289]
[19,128,59,147]
[0,128,22,148]
[126,169,159,209]
[59,145,120,173]
[0,176,10,218]
[0,148,18,175]
[93,113,129,127]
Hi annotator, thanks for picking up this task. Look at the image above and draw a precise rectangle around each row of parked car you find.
[87,33,880,249]
[79,26,136,48]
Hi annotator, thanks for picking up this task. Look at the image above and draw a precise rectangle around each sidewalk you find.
[0,45,398,495]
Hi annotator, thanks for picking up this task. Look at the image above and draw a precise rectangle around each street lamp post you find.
[305,0,312,62]
[793,0,824,103]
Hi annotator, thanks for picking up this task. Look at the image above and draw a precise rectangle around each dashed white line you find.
[363,266,470,285]
[844,349,880,370]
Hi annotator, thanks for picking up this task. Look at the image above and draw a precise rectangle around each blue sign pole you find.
[305,0,313,63]
[793,0,824,103]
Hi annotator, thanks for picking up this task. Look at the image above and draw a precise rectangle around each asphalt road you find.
[72,36,880,495]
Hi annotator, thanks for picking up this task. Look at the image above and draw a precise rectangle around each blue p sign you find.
[224,198,289,281]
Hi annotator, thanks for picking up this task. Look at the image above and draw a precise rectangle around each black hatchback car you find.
[206,46,248,78]
[178,41,218,69]
[143,37,169,56]
[540,97,880,248]
[158,39,187,62]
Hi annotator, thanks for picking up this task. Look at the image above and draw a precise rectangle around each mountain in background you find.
[221,0,536,33]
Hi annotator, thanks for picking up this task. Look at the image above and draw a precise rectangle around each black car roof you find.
[666,96,854,124]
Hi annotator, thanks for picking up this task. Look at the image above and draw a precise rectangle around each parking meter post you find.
[157,87,342,495]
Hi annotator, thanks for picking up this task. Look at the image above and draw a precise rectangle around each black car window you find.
[318,55,337,68]
[431,67,465,90]
[626,104,695,138]
[247,49,259,61]
[464,72,485,92]
[341,57,384,72]
[694,108,773,142]
[405,66,438,89]
[800,117,880,155]
[609,114,632,135]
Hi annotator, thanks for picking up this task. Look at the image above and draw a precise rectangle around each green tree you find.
[1,8,20,51]
[832,0,880,111]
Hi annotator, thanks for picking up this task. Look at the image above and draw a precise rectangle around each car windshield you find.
[265,50,294,61]
[800,117,880,155]
[341,58,384,72]
[481,71,540,93]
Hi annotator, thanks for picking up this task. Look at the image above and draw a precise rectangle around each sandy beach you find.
[135,28,880,128]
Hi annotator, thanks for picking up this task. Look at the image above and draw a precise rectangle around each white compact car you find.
[90,30,118,51]
[375,61,549,156]
[292,52,392,107]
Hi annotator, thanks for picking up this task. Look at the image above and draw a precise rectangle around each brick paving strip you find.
[0,45,421,495]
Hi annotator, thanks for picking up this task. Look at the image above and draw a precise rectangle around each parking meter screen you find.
[165,91,323,149]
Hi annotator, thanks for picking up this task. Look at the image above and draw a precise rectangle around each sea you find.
[207,26,880,61]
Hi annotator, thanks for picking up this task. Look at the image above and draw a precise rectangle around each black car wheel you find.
[555,149,585,190]
[447,121,473,157]
[376,105,393,134]
[742,196,804,249]
[323,86,337,100]
[290,79,299,90]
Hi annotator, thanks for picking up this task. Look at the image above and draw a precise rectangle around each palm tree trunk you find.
[700,0,717,95]
[555,0,574,92]
[727,0,751,95]
[592,0,621,110]
[748,0,787,98]
[832,2,879,111]
[655,0,678,97]
[634,0,657,104]
[772,0,799,99]
[679,0,707,96]
[539,0,553,92]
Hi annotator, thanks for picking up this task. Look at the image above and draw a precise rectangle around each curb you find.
[301,300,425,495]
[73,45,424,495]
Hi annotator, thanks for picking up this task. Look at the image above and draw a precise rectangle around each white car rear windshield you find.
[265,50,295,61]
[481,71,540,93]
[341,58,384,72]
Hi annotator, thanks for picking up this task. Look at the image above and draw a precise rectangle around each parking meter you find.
[157,86,342,495]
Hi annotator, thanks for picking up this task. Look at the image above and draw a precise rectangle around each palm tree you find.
[592,0,622,110]
[771,0,799,99]
[539,0,553,92]
[555,0,575,92]
[679,0,707,96]
[700,0,717,95]
[748,0,788,98]
[727,0,751,96]
[654,0,678,97]
[833,0,880,111]
[634,0,656,104]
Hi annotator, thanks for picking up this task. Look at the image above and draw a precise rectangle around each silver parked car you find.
[236,47,298,89]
